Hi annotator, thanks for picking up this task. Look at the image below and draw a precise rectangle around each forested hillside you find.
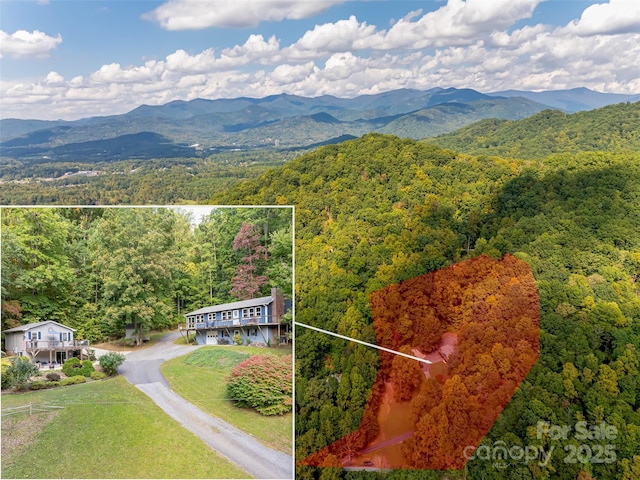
[214,133,640,479]
[1,207,292,345]
[429,101,640,159]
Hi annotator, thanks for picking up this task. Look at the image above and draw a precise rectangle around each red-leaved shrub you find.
[227,354,292,415]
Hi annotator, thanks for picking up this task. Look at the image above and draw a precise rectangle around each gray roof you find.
[3,320,76,333]
[185,295,273,317]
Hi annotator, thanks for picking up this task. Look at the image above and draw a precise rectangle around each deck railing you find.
[184,314,284,330]
[25,340,90,351]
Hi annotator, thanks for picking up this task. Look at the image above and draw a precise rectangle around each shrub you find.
[226,354,292,416]
[62,357,80,376]
[45,381,60,389]
[99,352,125,376]
[1,373,11,390]
[90,371,106,380]
[5,356,39,389]
[62,357,95,377]
[82,359,95,375]
[233,333,243,345]
[29,381,47,390]
[60,375,87,386]
[46,372,61,382]
[1,358,12,390]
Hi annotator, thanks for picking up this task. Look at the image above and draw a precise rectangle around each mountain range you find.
[1,87,637,162]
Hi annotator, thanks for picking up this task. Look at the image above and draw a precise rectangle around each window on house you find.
[37,331,42,340]
[222,311,232,320]
[255,307,261,316]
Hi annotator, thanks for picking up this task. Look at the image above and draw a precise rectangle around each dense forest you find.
[429,102,640,159]
[1,207,292,345]
[213,121,640,479]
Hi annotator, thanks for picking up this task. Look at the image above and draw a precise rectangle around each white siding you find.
[5,332,23,355]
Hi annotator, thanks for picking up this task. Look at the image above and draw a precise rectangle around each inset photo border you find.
[1,205,294,480]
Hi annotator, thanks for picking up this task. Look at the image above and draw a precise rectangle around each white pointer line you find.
[294,321,432,365]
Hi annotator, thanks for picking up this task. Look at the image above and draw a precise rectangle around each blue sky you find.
[1,0,639,120]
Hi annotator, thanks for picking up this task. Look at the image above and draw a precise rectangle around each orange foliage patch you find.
[300,254,540,471]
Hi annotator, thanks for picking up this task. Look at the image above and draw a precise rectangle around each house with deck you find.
[182,288,290,346]
[2,320,90,365]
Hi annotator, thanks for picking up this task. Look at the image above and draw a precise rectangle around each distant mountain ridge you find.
[429,101,640,159]
[1,87,635,162]
[487,87,638,113]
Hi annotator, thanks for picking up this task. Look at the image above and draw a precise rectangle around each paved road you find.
[120,331,293,479]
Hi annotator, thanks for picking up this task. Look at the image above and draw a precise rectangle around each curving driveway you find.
[119,331,293,479]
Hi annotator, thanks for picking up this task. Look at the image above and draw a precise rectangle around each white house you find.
[2,320,89,365]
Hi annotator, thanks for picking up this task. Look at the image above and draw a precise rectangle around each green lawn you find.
[1,376,248,479]
[161,346,292,454]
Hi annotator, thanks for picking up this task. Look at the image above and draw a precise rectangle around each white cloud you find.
[90,61,165,84]
[454,0,540,29]
[374,0,543,49]
[0,29,62,59]
[564,0,640,36]
[44,71,65,85]
[69,76,84,87]
[176,74,208,89]
[165,49,218,73]
[279,0,543,54]
[219,34,281,65]
[162,35,281,74]
[287,16,378,58]
[321,52,367,81]
[270,62,317,84]
[143,0,344,30]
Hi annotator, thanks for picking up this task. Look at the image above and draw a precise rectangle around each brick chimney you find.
[271,287,284,321]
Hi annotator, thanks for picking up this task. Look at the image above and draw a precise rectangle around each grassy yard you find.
[1,376,248,479]
[161,346,292,454]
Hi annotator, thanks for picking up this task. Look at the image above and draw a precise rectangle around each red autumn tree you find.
[230,222,268,299]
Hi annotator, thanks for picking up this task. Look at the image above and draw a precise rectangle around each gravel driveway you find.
[120,331,293,479]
